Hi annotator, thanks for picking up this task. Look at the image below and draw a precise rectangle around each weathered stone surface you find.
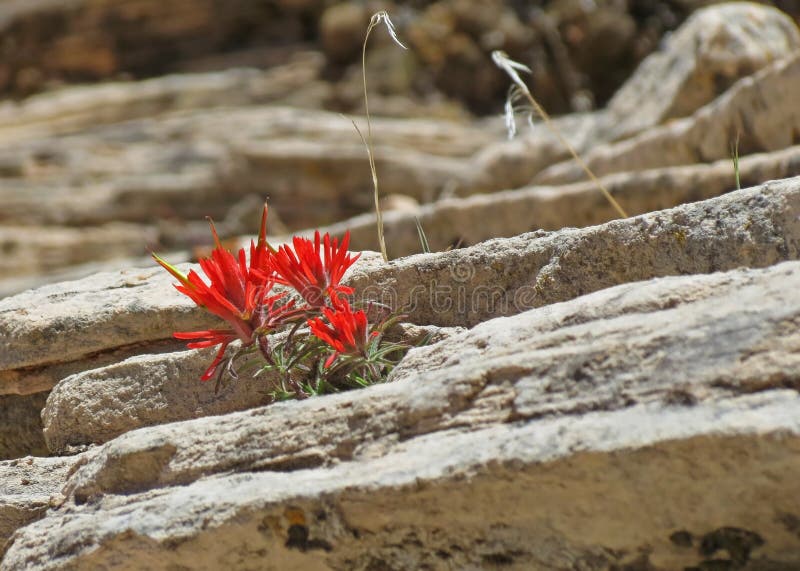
[0,264,216,377]
[0,223,157,280]
[0,456,80,557]
[0,105,486,230]
[0,100,486,284]
[11,396,796,571]
[41,324,462,454]
[0,61,326,142]
[6,261,800,570]
[605,2,800,140]
[232,140,468,227]
[58,260,800,500]
[0,394,48,460]
[347,176,800,327]
[537,53,800,185]
[313,145,800,257]
[469,2,800,193]
[4,177,799,396]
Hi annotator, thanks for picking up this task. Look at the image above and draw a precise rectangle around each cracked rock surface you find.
[4,261,800,570]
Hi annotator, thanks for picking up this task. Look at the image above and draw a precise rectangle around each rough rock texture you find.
[42,324,462,453]
[537,53,800,185]
[4,177,799,398]
[0,394,48,460]
[0,264,216,394]
[4,260,800,570]
[312,144,800,257]
[347,176,800,327]
[469,2,800,193]
[0,60,327,142]
[0,223,158,280]
[605,2,800,140]
[0,456,80,557]
[0,0,763,115]
[231,140,468,227]
[2,3,797,293]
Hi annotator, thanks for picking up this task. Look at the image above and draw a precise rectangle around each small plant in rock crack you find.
[153,204,413,399]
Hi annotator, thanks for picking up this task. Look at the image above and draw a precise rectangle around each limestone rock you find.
[230,140,468,228]
[470,2,800,192]
[314,145,800,257]
[347,176,800,327]
[0,456,81,557]
[0,264,216,386]
[606,2,800,140]
[0,62,326,142]
[537,53,800,185]
[41,323,462,454]
[0,223,158,281]
[6,261,800,570]
[40,347,267,454]
[4,177,799,396]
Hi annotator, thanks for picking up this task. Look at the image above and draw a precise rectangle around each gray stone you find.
[0,264,216,384]
[305,144,800,258]
[0,456,81,558]
[41,323,462,454]
[6,261,800,570]
[347,176,800,327]
[230,139,469,227]
[4,176,799,397]
[605,2,800,140]
[537,53,800,185]
[59,260,800,501]
[0,63,327,142]
[470,2,800,193]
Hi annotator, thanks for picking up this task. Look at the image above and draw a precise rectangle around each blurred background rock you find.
[0,0,798,297]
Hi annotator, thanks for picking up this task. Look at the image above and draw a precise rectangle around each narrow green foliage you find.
[415,216,431,253]
[731,132,741,190]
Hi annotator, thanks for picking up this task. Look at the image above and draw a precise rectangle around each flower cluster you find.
[154,205,408,398]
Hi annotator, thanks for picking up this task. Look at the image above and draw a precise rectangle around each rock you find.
[379,194,420,214]
[7,260,800,569]
[537,53,800,185]
[230,140,468,228]
[605,2,800,141]
[346,176,800,327]
[0,0,324,97]
[0,456,84,558]
[0,101,487,266]
[0,264,217,392]
[311,145,800,257]
[41,323,463,454]
[0,394,48,460]
[0,223,158,281]
[469,2,800,193]
[61,259,800,500]
[4,176,799,396]
[319,3,368,64]
[40,346,269,454]
[0,61,326,142]
[468,112,599,195]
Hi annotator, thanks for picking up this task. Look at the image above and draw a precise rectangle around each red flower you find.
[308,299,377,367]
[153,204,281,381]
[174,330,238,381]
[271,231,359,307]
